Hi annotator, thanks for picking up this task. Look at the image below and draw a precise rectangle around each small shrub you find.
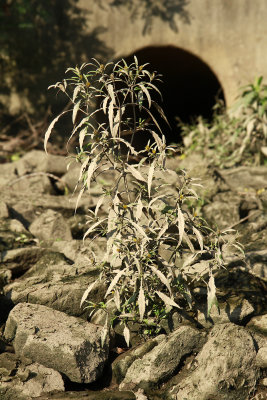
[45,57,240,344]
[181,76,267,168]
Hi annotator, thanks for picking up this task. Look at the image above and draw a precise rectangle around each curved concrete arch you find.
[119,45,225,143]
[82,0,267,111]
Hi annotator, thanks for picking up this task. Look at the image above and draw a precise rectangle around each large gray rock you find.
[1,247,47,277]
[119,325,205,391]
[219,166,267,191]
[29,209,72,242]
[3,251,104,318]
[112,335,165,384]
[197,296,254,328]
[0,352,64,400]
[4,303,110,383]
[167,323,259,400]
[247,314,267,335]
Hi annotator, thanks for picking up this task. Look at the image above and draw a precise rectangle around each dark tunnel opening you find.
[122,46,225,146]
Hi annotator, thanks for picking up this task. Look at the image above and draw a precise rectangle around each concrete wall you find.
[80,0,267,107]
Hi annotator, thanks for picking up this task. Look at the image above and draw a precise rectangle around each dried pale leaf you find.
[149,264,172,294]
[86,157,99,193]
[107,84,116,103]
[108,100,114,136]
[156,291,180,309]
[127,219,149,240]
[147,160,155,198]
[72,85,81,103]
[83,218,108,240]
[102,96,109,114]
[80,280,97,307]
[105,268,125,298]
[78,156,90,182]
[113,108,120,138]
[114,289,121,310]
[177,205,185,247]
[139,84,151,108]
[207,274,220,316]
[192,226,203,250]
[182,253,198,269]
[126,164,146,182]
[148,194,166,208]
[183,232,195,252]
[101,316,109,347]
[72,100,81,125]
[123,325,130,347]
[79,127,87,150]
[151,130,163,150]
[110,138,138,156]
[157,221,168,240]
[95,194,105,217]
[151,101,170,126]
[75,187,85,214]
[44,111,69,153]
[138,283,146,321]
[246,118,255,136]
[67,115,90,147]
[133,256,142,274]
[135,197,143,222]
[143,106,162,135]
[261,146,267,156]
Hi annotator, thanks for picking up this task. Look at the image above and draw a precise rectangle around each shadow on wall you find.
[107,0,191,35]
[0,0,113,117]
[123,46,225,144]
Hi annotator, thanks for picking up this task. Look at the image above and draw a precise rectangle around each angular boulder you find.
[4,303,110,383]
[119,325,205,391]
[167,323,259,400]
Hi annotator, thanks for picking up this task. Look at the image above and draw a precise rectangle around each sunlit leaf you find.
[105,268,125,298]
[83,218,108,240]
[80,280,97,307]
[149,265,172,295]
[147,160,155,198]
[44,111,69,153]
[139,83,151,108]
[207,274,220,316]
[156,291,180,309]
[136,197,143,221]
[177,205,185,247]
[123,325,130,347]
[192,226,203,251]
[126,164,146,182]
[72,100,81,124]
[138,283,146,321]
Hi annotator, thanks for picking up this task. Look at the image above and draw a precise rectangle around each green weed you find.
[181,76,267,168]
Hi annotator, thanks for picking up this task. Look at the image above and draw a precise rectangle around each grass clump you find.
[180,76,267,168]
[44,57,240,344]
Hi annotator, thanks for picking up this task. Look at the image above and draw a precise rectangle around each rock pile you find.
[0,150,266,399]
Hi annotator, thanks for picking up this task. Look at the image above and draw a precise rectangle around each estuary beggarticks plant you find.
[44,57,236,345]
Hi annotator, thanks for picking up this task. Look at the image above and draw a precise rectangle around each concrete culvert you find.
[122,46,225,146]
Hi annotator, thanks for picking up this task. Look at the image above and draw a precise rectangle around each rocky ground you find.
[0,149,267,400]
